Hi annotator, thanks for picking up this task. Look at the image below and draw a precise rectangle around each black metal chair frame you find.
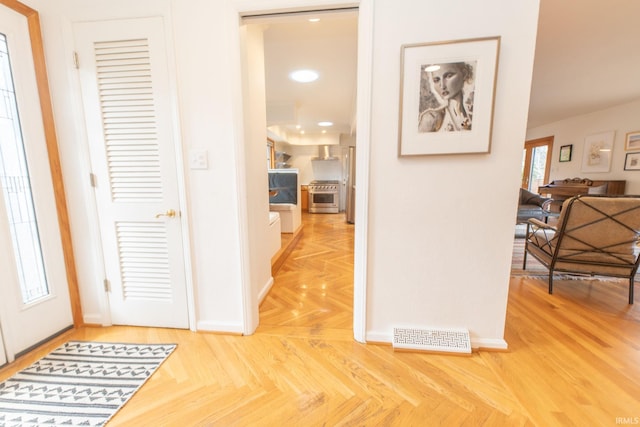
[524,195,640,304]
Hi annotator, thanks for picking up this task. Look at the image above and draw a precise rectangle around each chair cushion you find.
[560,197,640,254]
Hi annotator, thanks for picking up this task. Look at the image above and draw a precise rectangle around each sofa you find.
[517,188,553,224]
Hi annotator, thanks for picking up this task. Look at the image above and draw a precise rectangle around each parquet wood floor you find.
[1,213,639,426]
[261,212,354,330]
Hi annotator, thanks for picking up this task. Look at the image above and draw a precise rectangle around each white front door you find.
[0,5,73,362]
[74,18,189,328]
[0,329,6,367]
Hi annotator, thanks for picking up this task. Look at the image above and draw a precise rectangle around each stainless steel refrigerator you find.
[345,146,356,224]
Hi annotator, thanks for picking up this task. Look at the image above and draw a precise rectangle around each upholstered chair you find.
[524,195,640,304]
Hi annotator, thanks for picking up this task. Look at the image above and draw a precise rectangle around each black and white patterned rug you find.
[0,341,176,426]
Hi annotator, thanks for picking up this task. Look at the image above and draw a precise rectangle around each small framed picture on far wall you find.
[625,131,640,151]
[624,152,640,171]
[559,144,572,162]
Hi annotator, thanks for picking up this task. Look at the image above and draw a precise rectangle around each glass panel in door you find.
[522,136,553,192]
[528,145,548,193]
[0,5,73,362]
[0,33,50,304]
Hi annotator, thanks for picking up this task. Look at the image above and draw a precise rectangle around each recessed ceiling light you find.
[318,121,333,127]
[289,69,319,83]
[321,130,327,134]
[308,18,320,22]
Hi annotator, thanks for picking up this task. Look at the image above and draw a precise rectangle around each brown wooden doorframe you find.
[522,136,554,190]
[0,0,83,327]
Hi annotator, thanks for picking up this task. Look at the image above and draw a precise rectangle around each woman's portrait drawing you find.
[418,61,476,133]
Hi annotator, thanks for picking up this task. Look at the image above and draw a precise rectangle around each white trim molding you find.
[231,0,371,342]
[352,0,372,344]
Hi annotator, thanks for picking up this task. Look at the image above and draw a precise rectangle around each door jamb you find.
[231,0,371,342]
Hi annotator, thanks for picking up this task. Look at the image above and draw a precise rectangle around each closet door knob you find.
[155,209,176,218]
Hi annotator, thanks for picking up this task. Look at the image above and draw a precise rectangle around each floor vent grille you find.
[392,327,471,355]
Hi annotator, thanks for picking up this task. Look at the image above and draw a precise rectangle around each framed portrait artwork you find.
[398,36,501,156]
[559,144,572,162]
[581,131,615,173]
[624,152,640,171]
[625,130,640,151]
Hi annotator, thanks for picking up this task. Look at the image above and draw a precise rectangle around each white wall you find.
[275,143,316,185]
[21,0,540,346]
[27,0,249,332]
[172,0,249,332]
[276,142,346,186]
[527,98,640,195]
[364,0,540,348]
[239,23,273,331]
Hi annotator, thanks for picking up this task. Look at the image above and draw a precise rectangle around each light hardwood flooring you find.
[1,213,639,426]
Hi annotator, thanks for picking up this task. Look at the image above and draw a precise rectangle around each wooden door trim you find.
[523,135,554,190]
[0,0,83,327]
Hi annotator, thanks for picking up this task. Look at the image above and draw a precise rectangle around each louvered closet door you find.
[74,18,188,328]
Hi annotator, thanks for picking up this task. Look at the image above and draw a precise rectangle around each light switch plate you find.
[189,149,208,170]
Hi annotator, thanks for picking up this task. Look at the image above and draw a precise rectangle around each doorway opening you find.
[522,135,553,193]
[241,8,359,332]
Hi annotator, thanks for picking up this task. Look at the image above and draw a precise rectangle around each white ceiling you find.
[528,0,640,129]
[260,10,358,136]
[258,1,640,138]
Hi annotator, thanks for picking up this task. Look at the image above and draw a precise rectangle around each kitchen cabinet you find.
[301,185,308,211]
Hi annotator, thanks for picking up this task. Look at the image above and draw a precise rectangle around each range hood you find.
[312,145,339,161]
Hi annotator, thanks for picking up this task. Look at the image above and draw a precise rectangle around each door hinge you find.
[73,51,79,69]
[103,279,111,292]
[90,173,97,188]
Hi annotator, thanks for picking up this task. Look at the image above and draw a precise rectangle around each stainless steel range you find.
[308,180,340,213]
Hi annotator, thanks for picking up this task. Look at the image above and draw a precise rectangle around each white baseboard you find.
[258,277,274,304]
[82,314,107,326]
[471,338,509,350]
[196,320,244,334]
[365,330,509,351]
[365,330,392,343]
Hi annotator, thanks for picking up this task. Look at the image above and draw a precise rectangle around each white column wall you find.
[364,0,540,348]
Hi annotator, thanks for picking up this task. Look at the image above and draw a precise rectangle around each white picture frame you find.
[581,131,615,173]
[398,36,501,156]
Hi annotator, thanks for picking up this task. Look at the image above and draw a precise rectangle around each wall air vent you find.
[392,327,471,355]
